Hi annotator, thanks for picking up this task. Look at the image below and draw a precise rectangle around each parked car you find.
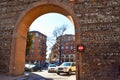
[43,62,49,68]
[25,63,42,72]
[56,62,76,75]
[48,64,57,73]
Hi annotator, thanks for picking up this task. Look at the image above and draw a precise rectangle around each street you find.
[22,70,76,80]
[0,70,76,80]
[32,70,76,80]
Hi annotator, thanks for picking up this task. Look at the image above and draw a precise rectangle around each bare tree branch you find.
[53,24,67,38]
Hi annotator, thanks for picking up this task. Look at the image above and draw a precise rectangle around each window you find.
[71,55,73,58]
[39,40,41,42]
[31,50,34,57]
[35,33,39,37]
[61,55,64,58]
[61,46,64,50]
[32,50,34,53]
[32,39,34,43]
[32,44,34,48]
[66,42,68,45]
[70,45,73,50]
[66,55,68,58]
[66,46,68,49]
[68,36,71,40]
[73,36,75,41]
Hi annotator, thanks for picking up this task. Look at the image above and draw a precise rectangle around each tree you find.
[52,24,67,38]
[26,32,33,56]
[48,24,67,65]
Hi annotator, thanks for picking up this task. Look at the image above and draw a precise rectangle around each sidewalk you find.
[0,72,76,80]
[0,74,24,80]
[0,72,51,80]
[68,75,76,80]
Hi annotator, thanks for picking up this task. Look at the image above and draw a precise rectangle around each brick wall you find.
[0,0,39,74]
[0,0,119,79]
[0,0,70,75]
[74,0,120,80]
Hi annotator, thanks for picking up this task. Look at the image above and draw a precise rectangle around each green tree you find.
[26,32,33,56]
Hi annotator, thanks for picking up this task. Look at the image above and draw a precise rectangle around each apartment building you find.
[26,31,47,65]
[51,34,75,63]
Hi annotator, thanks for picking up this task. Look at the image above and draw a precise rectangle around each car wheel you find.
[68,69,71,75]
[31,69,34,72]
[48,70,50,73]
[39,69,42,72]
[57,72,60,75]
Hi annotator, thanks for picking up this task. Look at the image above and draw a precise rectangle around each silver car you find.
[48,64,57,73]
[56,62,76,75]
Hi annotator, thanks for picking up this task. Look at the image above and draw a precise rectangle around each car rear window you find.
[61,62,71,66]
[49,64,56,67]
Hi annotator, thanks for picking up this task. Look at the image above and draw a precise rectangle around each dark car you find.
[25,64,42,72]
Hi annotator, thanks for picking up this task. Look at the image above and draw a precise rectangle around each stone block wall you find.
[74,0,120,80]
[0,0,39,74]
[0,0,120,80]
[0,0,70,75]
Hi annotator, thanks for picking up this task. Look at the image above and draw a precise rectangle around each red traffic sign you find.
[77,44,85,52]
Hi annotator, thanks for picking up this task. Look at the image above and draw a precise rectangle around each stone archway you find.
[11,0,80,76]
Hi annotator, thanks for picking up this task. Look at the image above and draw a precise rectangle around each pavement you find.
[0,71,76,80]
[0,74,23,80]
[0,72,52,80]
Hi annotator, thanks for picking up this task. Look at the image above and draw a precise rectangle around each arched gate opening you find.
[11,0,80,77]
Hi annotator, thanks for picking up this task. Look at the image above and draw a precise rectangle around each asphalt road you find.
[31,70,76,80]
[0,70,76,80]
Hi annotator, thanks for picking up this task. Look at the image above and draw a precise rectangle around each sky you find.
[29,13,75,58]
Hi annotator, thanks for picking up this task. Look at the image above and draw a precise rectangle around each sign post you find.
[76,44,85,80]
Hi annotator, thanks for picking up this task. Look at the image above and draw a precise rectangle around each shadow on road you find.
[16,72,53,80]
[0,72,53,80]
[58,72,76,76]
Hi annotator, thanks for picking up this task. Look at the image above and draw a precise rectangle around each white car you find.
[56,62,76,75]
[25,64,41,72]
[48,64,57,73]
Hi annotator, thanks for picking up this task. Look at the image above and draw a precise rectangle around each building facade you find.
[26,31,47,65]
[51,34,75,63]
